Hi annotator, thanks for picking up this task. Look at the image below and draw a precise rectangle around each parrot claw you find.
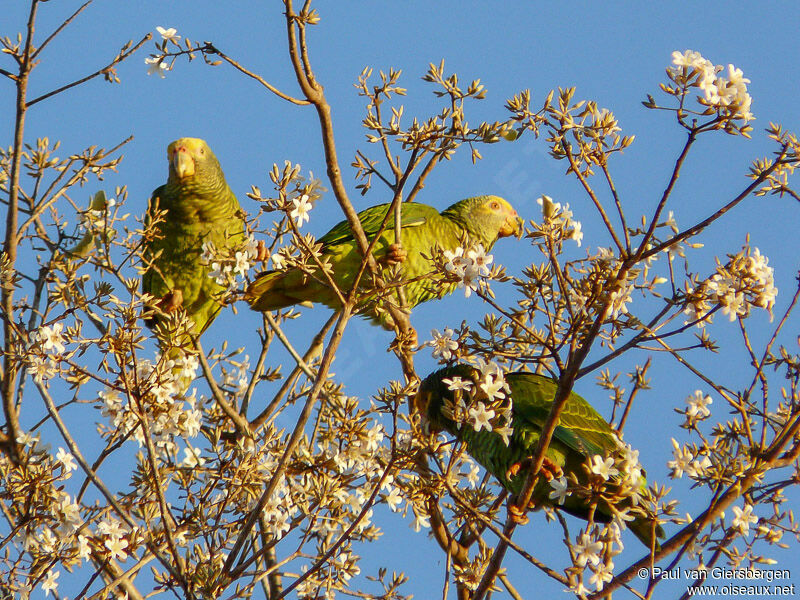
[390,325,418,353]
[508,502,530,525]
[384,243,407,266]
[506,456,562,482]
[255,240,269,263]
[160,289,184,313]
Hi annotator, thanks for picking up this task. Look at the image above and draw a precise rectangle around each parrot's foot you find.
[508,502,530,525]
[390,324,418,352]
[159,289,184,313]
[255,240,269,263]
[384,243,407,266]
[506,456,563,482]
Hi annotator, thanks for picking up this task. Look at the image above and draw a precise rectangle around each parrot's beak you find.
[172,146,195,179]
[499,213,524,239]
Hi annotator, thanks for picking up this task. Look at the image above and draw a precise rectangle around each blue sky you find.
[5,2,800,598]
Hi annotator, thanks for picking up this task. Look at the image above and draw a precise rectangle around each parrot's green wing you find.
[507,373,619,460]
[318,202,432,248]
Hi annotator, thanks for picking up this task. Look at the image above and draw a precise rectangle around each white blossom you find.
[589,455,619,480]
[732,503,758,536]
[573,531,602,567]
[156,26,180,42]
[145,56,169,78]
[685,390,712,421]
[667,438,694,478]
[588,561,614,591]
[411,510,430,532]
[290,194,312,227]
[42,570,60,596]
[181,446,205,468]
[467,402,495,432]
[442,376,472,392]
[427,328,459,360]
[104,536,129,561]
[548,476,570,505]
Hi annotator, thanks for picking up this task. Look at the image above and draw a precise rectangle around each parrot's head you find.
[445,195,523,247]
[413,364,478,433]
[167,137,223,183]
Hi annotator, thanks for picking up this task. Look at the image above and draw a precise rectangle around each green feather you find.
[415,365,665,548]
[245,195,521,327]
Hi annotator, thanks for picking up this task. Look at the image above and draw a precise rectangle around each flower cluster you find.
[568,523,624,594]
[667,438,712,480]
[25,322,67,383]
[201,234,261,291]
[536,195,583,247]
[442,243,494,297]
[98,352,201,456]
[684,245,777,326]
[565,246,636,323]
[144,26,181,78]
[678,390,713,428]
[668,50,754,122]
[439,359,514,443]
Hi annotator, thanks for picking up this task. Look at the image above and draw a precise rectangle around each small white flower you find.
[181,446,205,468]
[427,328,459,360]
[548,476,569,505]
[104,536,129,561]
[442,376,472,392]
[56,447,77,472]
[443,247,467,277]
[573,531,602,567]
[156,26,181,42]
[411,510,430,532]
[42,570,60,596]
[458,265,480,297]
[589,455,619,480]
[667,438,694,479]
[732,503,757,536]
[233,250,251,278]
[384,487,403,512]
[78,534,92,561]
[145,56,169,78]
[479,372,508,402]
[466,244,493,276]
[686,390,712,420]
[290,194,312,227]
[38,322,65,354]
[588,561,614,592]
[495,424,514,446]
[467,402,495,432]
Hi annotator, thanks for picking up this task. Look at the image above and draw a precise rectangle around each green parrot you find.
[142,137,246,339]
[245,195,521,327]
[414,364,665,548]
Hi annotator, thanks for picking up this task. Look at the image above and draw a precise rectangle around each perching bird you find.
[245,195,521,327]
[414,365,665,548]
[142,137,245,338]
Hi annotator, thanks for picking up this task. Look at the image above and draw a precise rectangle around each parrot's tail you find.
[629,515,665,551]
[245,270,300,312]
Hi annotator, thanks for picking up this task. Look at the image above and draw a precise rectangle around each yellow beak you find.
[499,215,524,239]
[172,147,195,179]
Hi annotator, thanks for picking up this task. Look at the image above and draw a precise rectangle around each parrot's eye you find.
[490,201,500,211]
[200,148,205,155]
